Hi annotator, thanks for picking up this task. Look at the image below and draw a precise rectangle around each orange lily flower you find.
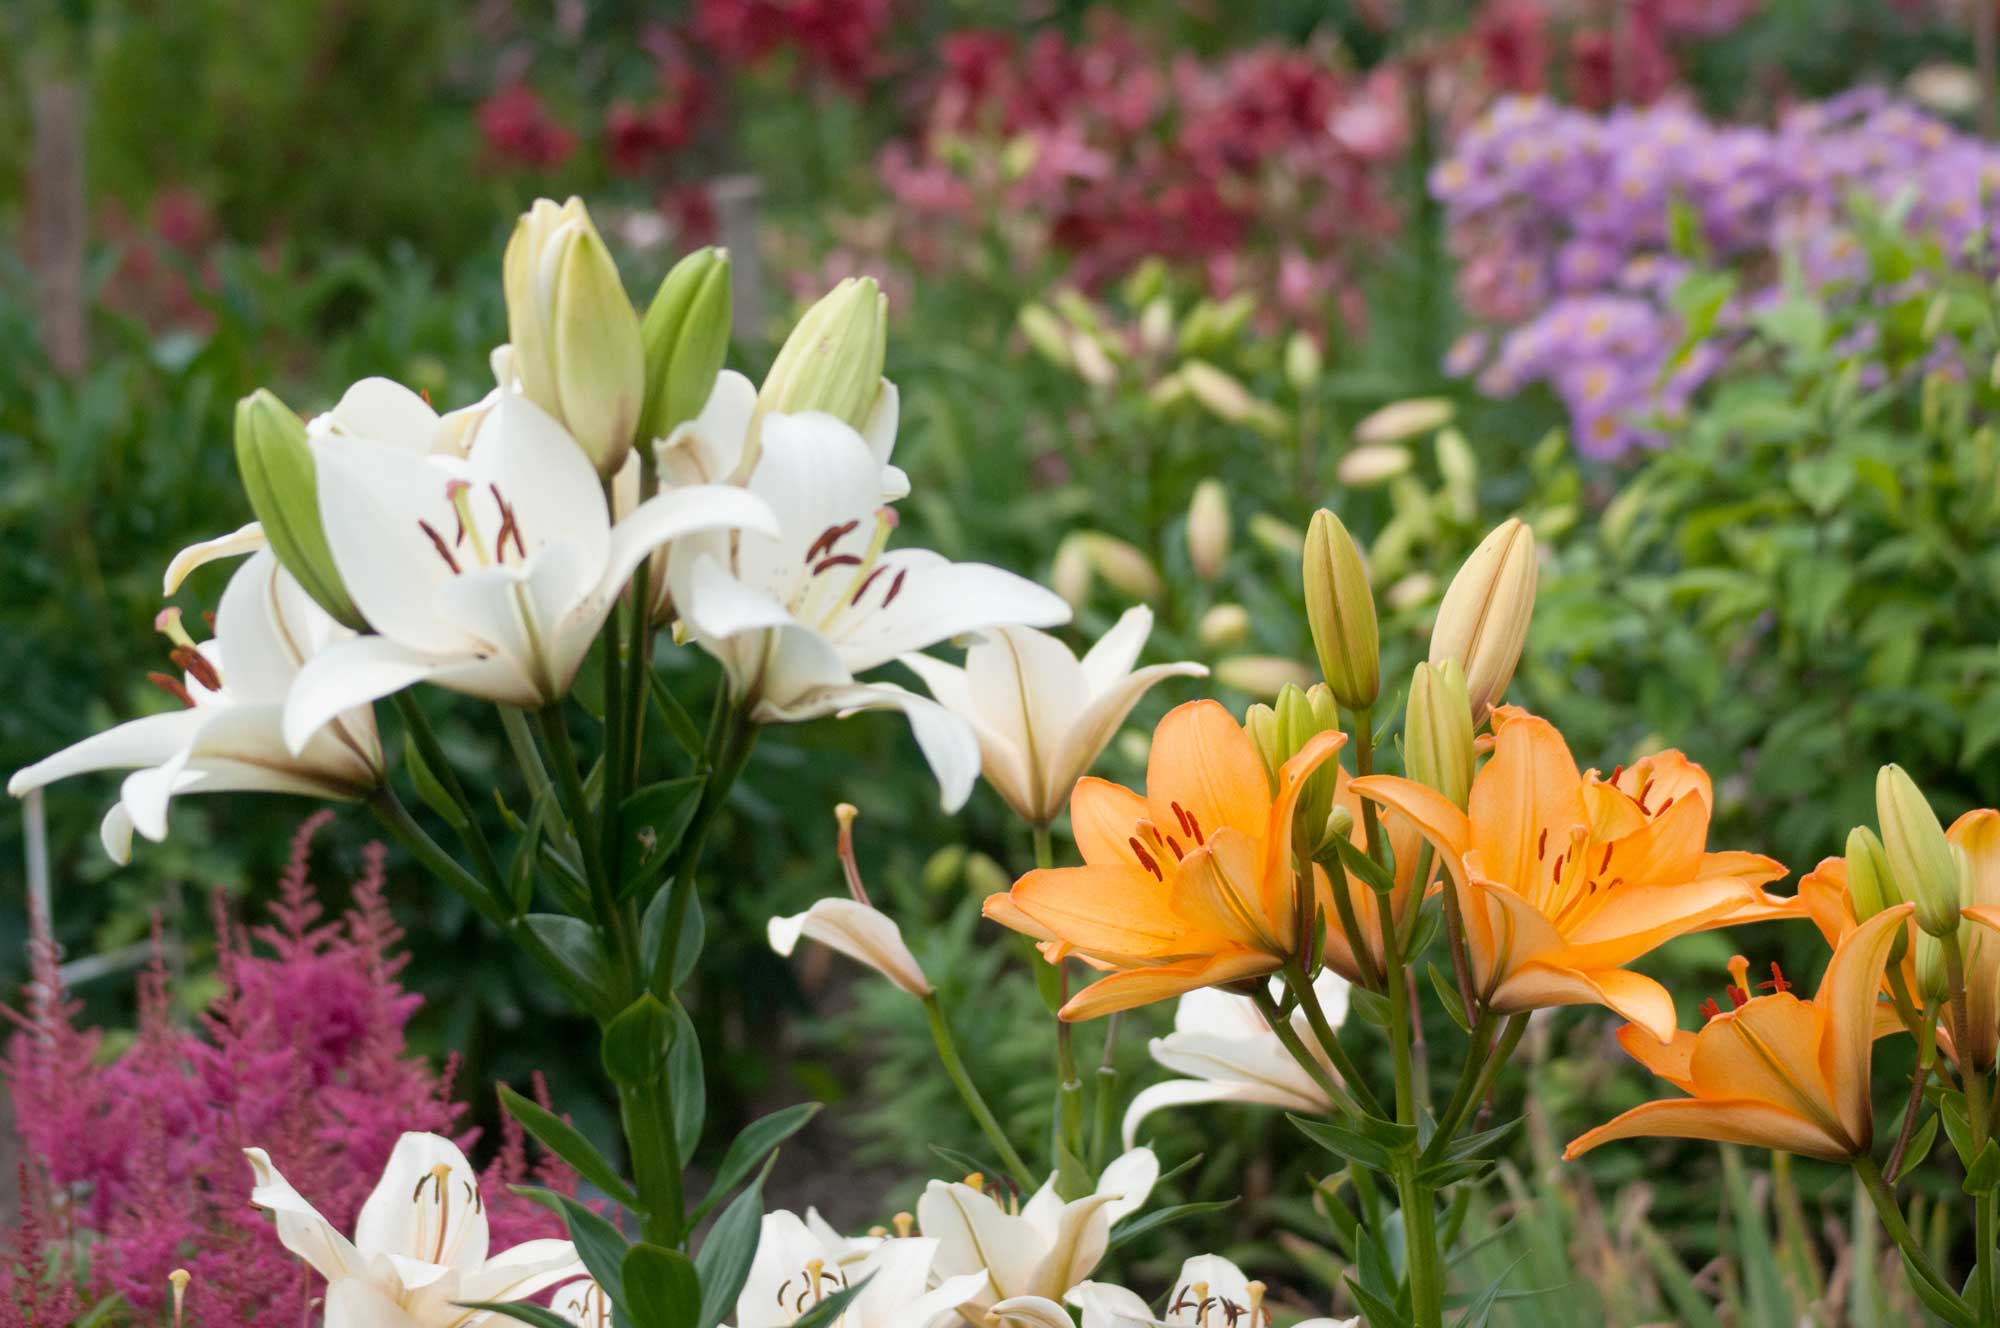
[983,700,1342,1020]
[1565,905,1913,1161]
[1318,767,1429,989]
[1350,707,1795,1040]
[1805,809,2000,1071]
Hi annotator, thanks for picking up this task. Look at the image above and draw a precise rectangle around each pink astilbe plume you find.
[1,815,568,1323]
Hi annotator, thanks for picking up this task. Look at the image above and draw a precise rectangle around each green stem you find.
[1947,935,1996,1319]
[1252,983,1364,1119]
[1885,1003,1940,1181]
[1285,961,1385,1118]
[1394,1157,1444,1328]
[924,993,1035,1185]
[1091,1014,1121,1168]
[539,703,637,992]
[368,789,507,928]
[620,1077,684,1246]
[655,712,756,994]
[1347,706,1383,861]
[601,602,631,899]
[1853,1154,1973,1323]
[1426,1009,1497,1160]
[1033,824,1089,1185]
[393,691,503,892]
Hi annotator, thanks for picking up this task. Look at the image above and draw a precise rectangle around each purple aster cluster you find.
[1435,89,2000,458]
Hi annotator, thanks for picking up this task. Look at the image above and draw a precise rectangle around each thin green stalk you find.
[1346,706,1383,861]
[1426,1008,1497,1160]
[393,691,503,891]
[1284,961,1384,1118]
[1034,823,1089,1184]
[1251,984,1364,1119]
[655,712,756,994]
[624,559,655,787]
[600,599,631,893]
[1091,1013,1121,1168]
[924,993,1035,1185]
[1885,1003,1940,1181]
[539,703,637,988]
[1853,1154,1973,1323]
[1947,936,1996,1319]
[1325,865,1382,990]
[620,1077,684,1246]
[1393,1158,1444,1328]
[368,789,507,928]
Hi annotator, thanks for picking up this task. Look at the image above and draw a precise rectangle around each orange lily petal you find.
[1559,862,1796,968]
[1580,780,1649,843]
[1145,700,1271,846]
[1492,960,1678,1043]
[1070,777,1151,868]
[1596,792,1709,900]
[1468,711,1587,896]
[1815,903,1914,1143]
[1350,773,1480,962]
[983,892,1058,944]
[998,864,1195,962]
[1796,857,1852,950]
[1615,1023,1696,1092]
[1613,749,1712,822]
[1563,1097,1850,1162]
[1058,950,1278,1021]
[1950,810,2000,910]
[1469,877,1568,980]
[1967,905,2000,932]
[1688,994,1835,1131]
[1263,728,1345,919]
[1175,828,1284,953]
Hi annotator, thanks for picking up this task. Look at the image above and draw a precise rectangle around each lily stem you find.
[1285,960,1384,1119]
[392,691,503,895]
[1393,1156,1444,1328]
[538,703,637,992]
[1346,706,1383,862]
[923,993,1035,1186]
[1853,1153,1973,1323]
[1947,935,1997,1320]
[1036,823,1090,1191]
[1252,982,1364,1119]
[1885,1003,1939,1182]
[367,788,505,928]
[1092,1014,1121,1168]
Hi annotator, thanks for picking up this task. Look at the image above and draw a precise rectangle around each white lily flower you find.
[670,411,1070,810]
[554,1279,610,1326]
[654,368,908,500]
[9,551,383,863]
[916,1148,1158,1318]
[244,1132,582,1328]
[738,1209,990,1328]
[281,393,777,749]
[1122,972,1349,1150]
[769,898,934,998]
[161,376,500,595]
[901,608,1206,826]
[1054,1255,1357,1328]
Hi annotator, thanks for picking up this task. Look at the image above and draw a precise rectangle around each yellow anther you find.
[169,1268,191,1328]
[964,1172,985,1193]
[1244,1281,1266,1327]
[867,1225,888,1238]
[892,1211,915,1238]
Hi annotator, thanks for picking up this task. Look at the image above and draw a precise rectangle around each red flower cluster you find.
[479,84,578,170]
[609,28,715,176]
[1472,0,1760,110]
[694,0,894,90]
[876,19,1404,329]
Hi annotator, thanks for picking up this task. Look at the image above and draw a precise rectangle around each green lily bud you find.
[1019,304,1074,370]
[760,277,887,430]
[1277,683,1343,852]
[1407,659,1474,810]
[1843,825,1902,921]
[1243,702,1280,792]
[1302,509,1380,712]
[1186,480,1232,582]
[1431,517,1538,725]
[1248,515,1304,560]
[637,246,732,447]
[1182,361,1286,436]
[1198,603,1251,648]
[1436,427,1478,522]
[234,390,362,630]
[1284,332,1323,393]
[1916,929,1950,1004]
[1876,764,1962,937]
[502,196,647,477]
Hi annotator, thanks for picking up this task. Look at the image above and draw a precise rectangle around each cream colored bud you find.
[503,196,647,476]
[1052,534,1093,606]
[1139,297,1175,355]
[1337,443,1414,487]
[1080,533,1162,601]
[1303,509,1379,711]
[1354,396,1455,445]
[1386,572,1436,612]
[1183,361,1276,430]
[1071,332,1118,387]
[1436,427,1478,521]
[1199,602,1252,648]
[1843,824,1902,921]
[760,277,888,429]
[1284,332,1324,392]
[1019,304,1074,370]
[1406,659,1474,809]
[1214,655,1316,697]
[1186,480,1232,581]
[1876,764,1962,938]
[1248,514,1305,559]
[1430,517,1538,724]
[1244,702,1280,790]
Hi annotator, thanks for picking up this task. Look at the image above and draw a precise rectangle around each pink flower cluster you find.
[1,814,573,1321]
[694,0,893,90]
[1435,89,2000,458]
[875,19,1405,330]
[1470,0,1761,110]
[480,86,578,171]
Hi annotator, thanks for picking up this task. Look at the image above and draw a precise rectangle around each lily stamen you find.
[149,671,196,708]
[446,480,492,567]
[170,646,223,694]
[155,607,198,653]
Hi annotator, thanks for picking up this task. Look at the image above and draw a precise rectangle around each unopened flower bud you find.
[1052,535,1093,606]
[1019,305,1074,370]
[1177,293,1254,356]
[1244,702,1280,790]
[1284,332,1323,393]
[637,246,732,447]
[235,390,363,629]
[1916,929,1950,1004]
[1843,824,1902,921]
[1876,764,1961,937]
[1199,602,1251,648]
[1337,443,1414,487]
[1354,396,1454,446]
[503,196,647,477]
[1071,332,1117,388]
[1436,427,1477,521]
[1303,509,1379,711]
[1431,517,1538,724]
[962,852,1012,900]
[1139,297,1175,355]
[1277,683,1342,850]
[1215,655,1315,697]
[1183,361,1285,435]
[760,277,888,430]
[1407,659,1474,809]
[1186,480,1232,582]
[1079,533,1161,602]
[1248,515,1304,559]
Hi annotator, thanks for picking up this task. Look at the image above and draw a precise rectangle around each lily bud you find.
[1406,659,1474,809]
[1436,427,1478,521]
[1186,480,1232,582]
[1277,683,1342,851]
[1079,533,1162,602]
[1051,534,1093,606]
[1284,332,1323,393]
[760,277,888,431]
[1243,702,1280,790]
[1303,509,1380,711]
[1431,517,1538,724]
[1843,825,1902,921]
[1248,514,1304,559]
[1138,297,1175,355]
[1916,929,1950,1004]
[1183,361,1285,436]
[235,390,362,629]
[1337,443,1414,487]
[502,197,647,477]
[1198,602,1251,648]
[637,246,732,447]
[1876,764,1961,937]
[1354,396,1454,446]
[1019,304,1074,370]
[1214,655,1315,697]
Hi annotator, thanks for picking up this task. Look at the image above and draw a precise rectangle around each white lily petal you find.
[446,1238,584,1308]
[355,1133,488,1268]
[733,412,889,603]
[896,1270,992,1328]
[245,1148,366,1283]
[827,683,982,812]
[990,1295,1076,1328]
[1171,1255,1252,1316]
[1025,1192,1120,1302]
[8,709,207,798]
[659,369,756,486]
[738,1211,831,1328]
[214,551,328,703]
[1147,1033,1324,1106]
[323,1277,425,1328]
[317,376,442,448]
[284,636,453,754]
[1066,1281,1162,1328]
[99,802,136,864]
[769,898,933,997]
[600,484,780,600]
[1046,661,1208,807]
[918,1181,1043,1308]
[1094,1148,1159,1225]
[469,393,612,575]
[1078,606,1156,694]
[860,379,900,471]
[314,435,468,653]
[828,551,1072,675]
[963,625,1086,818]
[681,554,804,643]
[1121,1079,1321,1150]
[163,521,266,595]
[900,651,1034,820]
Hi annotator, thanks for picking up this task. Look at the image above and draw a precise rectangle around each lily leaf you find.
[498,1084,639,1211]
[692,1102,823,1226]
[624,1242,702,1328]
[695,1159,773,1328]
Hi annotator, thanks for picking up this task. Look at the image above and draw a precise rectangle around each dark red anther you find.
[419,520,462,574]
[1599,843,1614,875]
[1636,777,1656,811]
[169,646,222,694]
[1757,962,1791,995]
[812,554,862,576]
[854,565,888,601]
[883,569,908,606]
[1656,795,1675,814]
[1536,827,1548,859]
[491,484,527,559]
[1726,983,1749,1008]
[1609,764,1624,784]
[1699,997,1723,1021]
[805,521,859,563]
[1130,838,1163,881]
[148,671,196,708]
[1164,835,1185,861]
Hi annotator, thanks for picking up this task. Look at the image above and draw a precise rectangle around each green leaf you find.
[641,886,705,992]
[1329,836,1395,895]
[791,1276,873,1328]
[1428,964,1472,1033]
[669,997,706,1158]
[695,1165,770,1328]
[1343,1272,1405,1328]
[404,730,468,828]
[508,789,558,914]
[1963,1139,2000,1195]
[1290,1114,1414,1174]
[1939,1092,1976,1168]
[1904,1254,1978,1327]
[1449,1256,1525,1328]
[515,1187,628,1306]
[1346,986,1393,1030]
[621,777,703,898]
[498,1084,640,1211]
[1106,1199,1236,1252]
[647,668,707,761]
[1635,1221,1725,1328]
[1892,1113,1940,1182]
[603,993,677,1088]
[453,1303,579,1328]
[520,914,613,1009]
[692,1102,823,1225]
[625,1243,702,1328]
